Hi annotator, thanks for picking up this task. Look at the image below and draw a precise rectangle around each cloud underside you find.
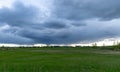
[0,0,120,44]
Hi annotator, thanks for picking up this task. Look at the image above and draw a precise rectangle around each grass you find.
[0,47,120,72]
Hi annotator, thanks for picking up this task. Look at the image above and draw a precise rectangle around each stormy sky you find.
[0,0,120,44]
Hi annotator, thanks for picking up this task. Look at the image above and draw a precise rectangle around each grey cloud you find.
[0,31,33,44]
[0,2,41,44]
[71,21,86,27]
[53,0,120,20]
[0,2,39,27]
[0,0,120,44]
[43,20,68,29]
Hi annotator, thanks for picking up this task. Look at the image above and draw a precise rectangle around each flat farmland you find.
[0,47,120,72]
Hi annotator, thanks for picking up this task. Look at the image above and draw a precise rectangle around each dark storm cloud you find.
[0,0,120,44]
[71,21,86,27]
[0,31,33,44]
[0,2,41,44]
[43,20,68,29]
[0,2,38,27]
[53,0,120,20]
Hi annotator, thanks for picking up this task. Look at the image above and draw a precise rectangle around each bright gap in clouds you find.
[0,0,15,8]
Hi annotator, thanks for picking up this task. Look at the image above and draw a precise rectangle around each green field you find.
[0,47,120,72]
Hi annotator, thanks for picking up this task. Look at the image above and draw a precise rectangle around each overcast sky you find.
[0,0,120,44]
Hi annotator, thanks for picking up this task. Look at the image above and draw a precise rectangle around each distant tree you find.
[92,43,97,48]
[113,41,116,46]
[103,43,105,46]
[112,41,120,50]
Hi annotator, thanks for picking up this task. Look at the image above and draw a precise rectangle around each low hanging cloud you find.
[0,0,120,44]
